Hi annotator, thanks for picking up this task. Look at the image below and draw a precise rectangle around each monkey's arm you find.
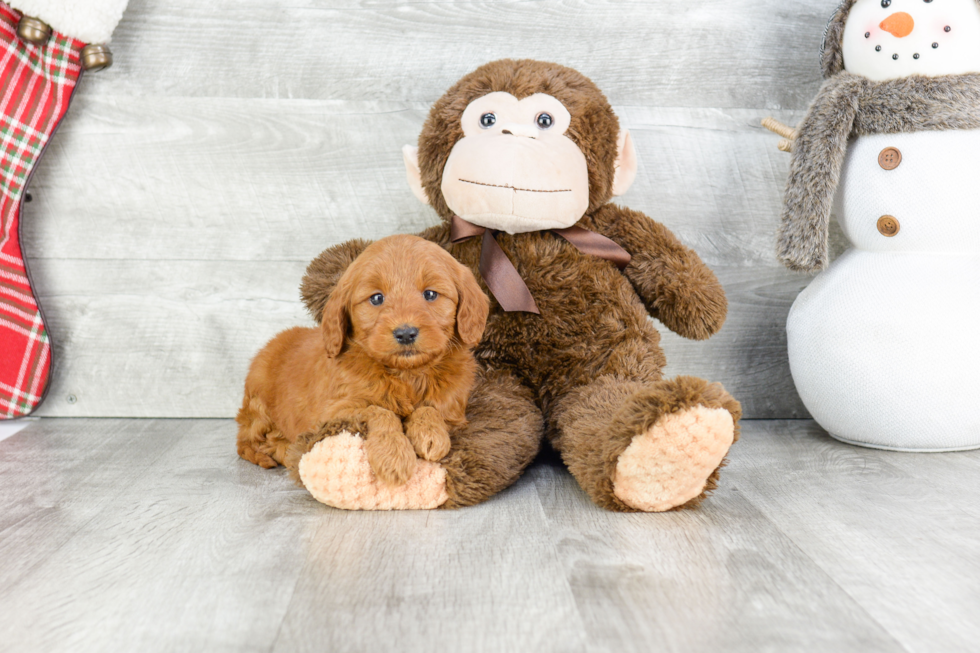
[300,238,373,323]
[586,204,726,341]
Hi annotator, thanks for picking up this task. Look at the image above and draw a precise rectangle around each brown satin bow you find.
[450,215,632,314]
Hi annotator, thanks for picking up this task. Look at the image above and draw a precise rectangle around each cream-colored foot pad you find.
[298,431,449,510]
[613,406,734,512]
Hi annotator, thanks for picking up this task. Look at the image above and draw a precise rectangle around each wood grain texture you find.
[28,259,311,418]
[735,421,980,653]
[4,418,979,652]
[81,0,837,110]
[23,100,812,418]
[26,259,809,418]
[15,0,840,418]
[24,99,805,265]
[0,419,319,652]
[530,462,903,653]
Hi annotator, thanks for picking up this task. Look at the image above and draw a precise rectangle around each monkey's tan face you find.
[440,92,591,234]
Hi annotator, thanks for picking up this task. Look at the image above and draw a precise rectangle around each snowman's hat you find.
[821,0,980,78]
[820,0,858,78]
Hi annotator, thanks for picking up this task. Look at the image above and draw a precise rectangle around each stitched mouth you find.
[459,179,572,193]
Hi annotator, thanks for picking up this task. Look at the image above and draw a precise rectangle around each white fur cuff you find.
[8,0,128,43]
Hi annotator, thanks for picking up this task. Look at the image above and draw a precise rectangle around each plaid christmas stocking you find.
[0,0,131,419]
[0,3,84,418]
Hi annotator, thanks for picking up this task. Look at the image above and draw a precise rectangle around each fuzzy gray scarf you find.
[777,72,980,272]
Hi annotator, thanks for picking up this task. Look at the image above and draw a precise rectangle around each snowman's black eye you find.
[924,0,933,3]
[536,113,554,129]
[881,0,891,7]
[480,113,496,128]
[945,25,952,32]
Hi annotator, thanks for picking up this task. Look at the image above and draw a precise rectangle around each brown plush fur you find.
[302,60,739,511]
[553,375,742,512]
[417,59,621,220]
[779,70,980,272]
[237,235,489,486]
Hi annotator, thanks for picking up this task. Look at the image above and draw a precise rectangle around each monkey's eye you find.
[423,290,438,302]
[480,113,496,128]
[881,0,891,6]
[369,293,384,306]
[536,112,554,129]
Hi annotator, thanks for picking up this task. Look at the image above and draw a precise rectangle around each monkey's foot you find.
[298,431,449,510]
[613,405,735,512]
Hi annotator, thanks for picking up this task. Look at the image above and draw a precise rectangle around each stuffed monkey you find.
[0,0,123,419]
[273,60,742,511]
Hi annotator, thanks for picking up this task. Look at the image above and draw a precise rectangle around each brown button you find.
[877,215,900,237]
[878,147,902,170]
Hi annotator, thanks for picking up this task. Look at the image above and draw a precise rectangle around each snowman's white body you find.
[787,129,980,450]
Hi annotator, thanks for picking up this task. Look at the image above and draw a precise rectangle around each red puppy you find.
[236,234,489,485]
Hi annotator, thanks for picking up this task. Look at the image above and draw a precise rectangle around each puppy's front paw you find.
[405,407,452,462]
[363,429,417,486]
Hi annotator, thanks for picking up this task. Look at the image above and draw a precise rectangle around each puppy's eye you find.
[480,113,496,128]
[536,112,554,129]
[423,290,438,302]
[369,293,384,306]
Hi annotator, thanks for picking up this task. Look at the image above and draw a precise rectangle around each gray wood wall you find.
[24,0,842,418]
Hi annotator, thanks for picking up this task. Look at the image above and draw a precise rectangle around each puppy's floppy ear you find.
[453,260,490,347]
[321,273,354,358]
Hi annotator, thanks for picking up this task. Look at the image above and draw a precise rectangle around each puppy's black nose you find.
[393,325,419,345]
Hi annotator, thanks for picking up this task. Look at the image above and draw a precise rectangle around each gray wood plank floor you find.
[1,418,976,653]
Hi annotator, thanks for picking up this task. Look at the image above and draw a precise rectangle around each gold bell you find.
[81,44,113,72]
[17,16,52,45]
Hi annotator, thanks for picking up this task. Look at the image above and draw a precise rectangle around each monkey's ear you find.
[611,130,637,197]
[402,145,430,205]
[321,274,353,358]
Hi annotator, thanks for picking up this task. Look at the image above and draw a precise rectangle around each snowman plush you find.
[775,0,980,451]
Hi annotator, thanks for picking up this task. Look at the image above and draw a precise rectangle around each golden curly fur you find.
[236,234,489,486]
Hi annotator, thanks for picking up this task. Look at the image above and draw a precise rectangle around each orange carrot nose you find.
[880,12,915,38]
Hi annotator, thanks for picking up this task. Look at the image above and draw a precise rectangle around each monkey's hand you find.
[301,238,373,323]
[586,204,727,341]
